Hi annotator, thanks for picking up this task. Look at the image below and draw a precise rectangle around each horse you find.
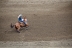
[10,22,28,33]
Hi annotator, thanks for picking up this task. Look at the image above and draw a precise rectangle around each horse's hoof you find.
[26,28,28,30]
[18,31,20,33]
[17,31,20,33]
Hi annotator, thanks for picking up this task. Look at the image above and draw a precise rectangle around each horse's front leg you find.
[25,24,29,30]
[17,27,20,33]
[15,26,20,33]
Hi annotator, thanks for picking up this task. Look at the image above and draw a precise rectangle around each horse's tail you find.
[10,23,14,28]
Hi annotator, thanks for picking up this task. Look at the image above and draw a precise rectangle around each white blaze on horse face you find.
[24,19,28,24]
[24,19,27,21]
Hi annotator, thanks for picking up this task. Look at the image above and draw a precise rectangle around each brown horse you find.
[10,22,28,33]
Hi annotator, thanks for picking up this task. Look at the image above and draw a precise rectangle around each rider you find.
[18,14,22,22]
[18,14,28,26]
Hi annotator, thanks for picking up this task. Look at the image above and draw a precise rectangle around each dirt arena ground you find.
[0,0,72,41]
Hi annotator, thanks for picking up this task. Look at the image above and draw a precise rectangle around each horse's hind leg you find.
[10,23,14,28]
